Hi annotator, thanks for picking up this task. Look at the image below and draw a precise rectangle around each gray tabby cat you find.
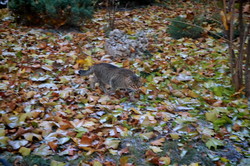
[79,63,141,101]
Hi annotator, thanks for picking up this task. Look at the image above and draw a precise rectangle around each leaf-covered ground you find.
[0,2,249,166]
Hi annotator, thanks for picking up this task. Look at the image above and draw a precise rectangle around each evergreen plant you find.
[8,0,94,27]
[167,16,204,39]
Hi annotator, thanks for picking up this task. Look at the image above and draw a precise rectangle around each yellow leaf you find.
[0,128,5,136]
[205,112,217,122]
[127,29,135,35]
[189,163,199,166]
[170,133,179,140]
[23,133,42,141]
[139,132,156,140]
[221,157,229,162]
[50,160,66,166]
[104,138,120,149]
[76,56,93,68]
[159,156,171,165]
[149,146,163,153]
[0,136,8,146]
[171,90,185,98]
[130,107,142,114]
[187,90,199,98]
[76,59,85,65]
[120,156,129,166]
[109,149,118,155]
[19,147,31,156]
[93,160,103,166]
[25,91,36,99]
[141,116,151,126]
[84,56,94,67]
[19,113,28,125]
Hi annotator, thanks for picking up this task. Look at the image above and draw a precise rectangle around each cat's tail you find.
[79,67,94,76]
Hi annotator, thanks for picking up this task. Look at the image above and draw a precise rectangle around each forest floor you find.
[0,1,249,166]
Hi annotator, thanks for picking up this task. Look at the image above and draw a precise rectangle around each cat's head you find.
[129,75,142,90]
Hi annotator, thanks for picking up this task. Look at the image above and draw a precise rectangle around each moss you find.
[161,141,214,166]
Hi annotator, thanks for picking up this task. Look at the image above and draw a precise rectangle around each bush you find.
[96,0,155,8]
[8,0,94,27]
[167,16,204,39]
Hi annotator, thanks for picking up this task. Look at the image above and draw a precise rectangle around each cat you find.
[79,63,142,101]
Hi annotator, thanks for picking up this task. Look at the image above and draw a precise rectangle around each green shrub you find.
[167,16,204,39]
[96,0,156,8]
[8,0,94,27]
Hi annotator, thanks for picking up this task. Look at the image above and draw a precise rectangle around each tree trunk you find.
[108,0,116,30]
[246,37,250,99]
[227,0,240,90]
[236,0,244,90]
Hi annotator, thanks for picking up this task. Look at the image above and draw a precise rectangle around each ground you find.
[0,1,249,166]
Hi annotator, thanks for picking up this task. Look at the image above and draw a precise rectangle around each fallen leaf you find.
[150,137,165,146]
[206,138,224,149]
[104,138,120,149]
[149,146,163,153]
[19,147,31,156]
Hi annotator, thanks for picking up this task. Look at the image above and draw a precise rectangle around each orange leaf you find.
[48,141,58,151]
[80,136,93,146]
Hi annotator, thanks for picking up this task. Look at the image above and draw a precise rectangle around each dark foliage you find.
[118,0,155,7]
[168,16,204,39]
[96,0,155,8]
[8,0,93,27]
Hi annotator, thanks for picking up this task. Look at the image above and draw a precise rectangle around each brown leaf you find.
[212,100,223,107]
[37,41,47,49]
[150,137,165,146]
[186,10,194,21]
[118,147,129,155]
[145,150,157,157]
[171,90,185,98]
[232,123,241,131]
[243,4,250,13]
[48,141,58,151]
[104,161,116,166]
[13,127,34,139]
[80,135,93,147]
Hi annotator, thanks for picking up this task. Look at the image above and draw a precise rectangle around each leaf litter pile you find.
[0,2,249,166]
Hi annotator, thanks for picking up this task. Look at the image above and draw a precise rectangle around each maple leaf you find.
[205,138,224,150]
